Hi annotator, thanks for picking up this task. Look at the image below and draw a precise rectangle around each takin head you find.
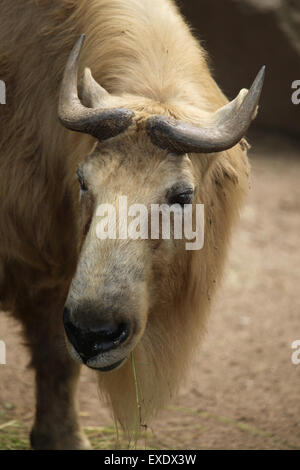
[58,35,264,427]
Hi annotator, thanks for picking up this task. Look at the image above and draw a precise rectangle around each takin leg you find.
[18,290,91,450]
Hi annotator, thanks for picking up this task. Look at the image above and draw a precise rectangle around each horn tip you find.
[251,65,266,95]
[259,65,266,80]
[75,34,86,50]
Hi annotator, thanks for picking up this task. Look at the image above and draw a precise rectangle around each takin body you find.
[0,0,262,449]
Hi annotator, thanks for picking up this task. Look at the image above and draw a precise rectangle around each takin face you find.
[63,138,198,372]
[59,36,264,378]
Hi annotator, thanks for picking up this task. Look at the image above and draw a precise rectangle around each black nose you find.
[63,307,130,362]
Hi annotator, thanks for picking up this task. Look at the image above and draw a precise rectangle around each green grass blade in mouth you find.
[131,351,142,449]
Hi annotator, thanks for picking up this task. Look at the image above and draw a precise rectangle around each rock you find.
[180,0,300,138]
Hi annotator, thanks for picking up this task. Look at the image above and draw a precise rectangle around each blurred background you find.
[181,0,300,137]
[0,0,299,450]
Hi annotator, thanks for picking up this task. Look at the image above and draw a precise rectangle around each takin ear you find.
[79,67,110,108]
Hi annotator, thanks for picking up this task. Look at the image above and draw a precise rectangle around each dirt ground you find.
[0,131,300,450]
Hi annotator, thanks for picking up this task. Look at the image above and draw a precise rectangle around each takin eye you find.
[167,186,195,207]
[76,167,88,192]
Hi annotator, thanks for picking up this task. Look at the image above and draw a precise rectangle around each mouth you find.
[64,336,128,372]
[88,358,126,372]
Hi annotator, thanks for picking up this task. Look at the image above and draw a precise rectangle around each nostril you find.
[98,322,130,346]
[63,308,79,341]
[63,307,131,361]
[63,307,83,355]
[91,322,130,355]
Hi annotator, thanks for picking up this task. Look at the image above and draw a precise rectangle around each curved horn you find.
[58,35,134,141]
[146,66,265,154]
